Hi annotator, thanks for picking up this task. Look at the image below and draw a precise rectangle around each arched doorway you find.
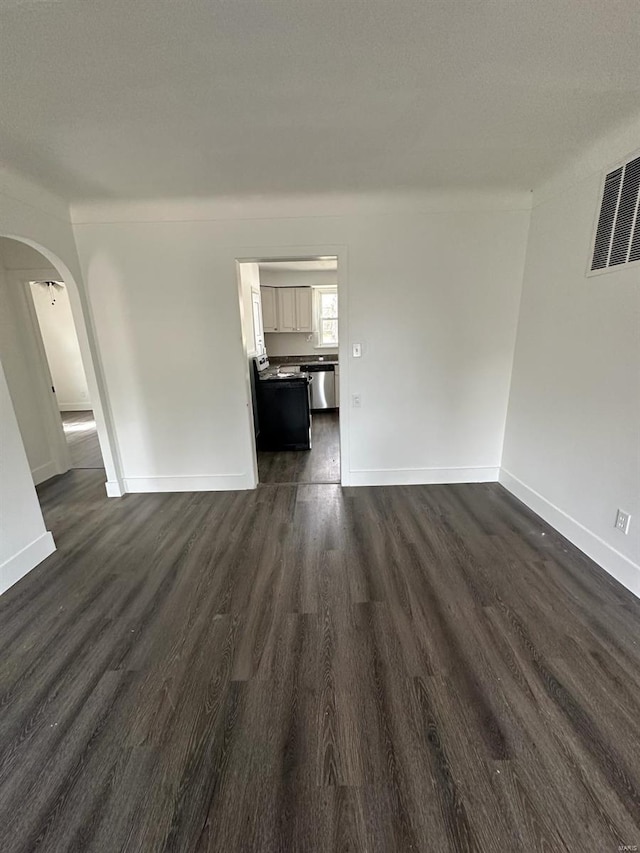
[0,234,123,496]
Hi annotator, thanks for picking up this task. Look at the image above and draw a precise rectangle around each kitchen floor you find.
[61,410,103,469]
[258,410,340,484]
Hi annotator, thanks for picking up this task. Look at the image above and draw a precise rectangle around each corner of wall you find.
[499,469,640,599]
[498,115,640,602]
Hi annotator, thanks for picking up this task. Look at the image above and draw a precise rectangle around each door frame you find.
[235,245,349,487]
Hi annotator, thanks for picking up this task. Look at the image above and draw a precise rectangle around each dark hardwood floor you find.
[258,410,340,484]
[61,409,103,469]
[1,471,640,851]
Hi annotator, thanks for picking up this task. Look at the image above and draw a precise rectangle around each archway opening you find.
[0,235,122,496]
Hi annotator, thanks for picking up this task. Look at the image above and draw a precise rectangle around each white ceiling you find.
[1,0,639,201]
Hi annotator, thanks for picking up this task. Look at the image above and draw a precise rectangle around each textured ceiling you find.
[1,0,639,201]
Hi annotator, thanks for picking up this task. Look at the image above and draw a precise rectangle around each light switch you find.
[352,343,362,358]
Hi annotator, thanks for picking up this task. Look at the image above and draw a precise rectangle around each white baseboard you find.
[58,402,93,411]
[0,531,56,596]
[105,480,124,498]
[31,460,60,486]
[122,472,255,493]
[499,469,640,599]
[346,466,500,487]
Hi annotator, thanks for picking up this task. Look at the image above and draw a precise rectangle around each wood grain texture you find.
[61,410,103,469]
[1,471,640,852]
[258,410,340,484]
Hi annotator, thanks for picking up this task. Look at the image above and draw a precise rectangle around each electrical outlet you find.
[352,394,361,408]
[615,509,631,534]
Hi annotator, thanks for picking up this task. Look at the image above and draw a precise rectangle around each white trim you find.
[499,469,640,599]
[0,531,56,596]
[31,460,62,486]
[58,402,93,412]
[105,480,124,497]
[234,245,349,488]
[122,473,255,493]
[347,466,500,487]
[585,256,640,279]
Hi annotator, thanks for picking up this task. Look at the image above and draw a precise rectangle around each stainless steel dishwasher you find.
[303,363,336,410]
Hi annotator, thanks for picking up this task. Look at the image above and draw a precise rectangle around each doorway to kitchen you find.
[238,256,341,486]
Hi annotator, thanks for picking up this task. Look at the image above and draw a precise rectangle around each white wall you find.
[265,332,334,358]
[0,173,75,592]
[0,168,125,594]
[0,361,55,595]
[72,192,531,491]
[30,281,91,410]
[0,260,69,484]
[502,123,640,596]
[0,238,59,270]
[0,169,123,500]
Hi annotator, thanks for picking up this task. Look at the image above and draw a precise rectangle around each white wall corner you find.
[0,531,56,596]
[70,189,533,225]
[533,112,640,208]
[105,479,125,498]
[499,469,640,600]
[31,460,64,486]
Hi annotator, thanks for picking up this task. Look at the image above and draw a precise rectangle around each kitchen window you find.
[315,286,338,347]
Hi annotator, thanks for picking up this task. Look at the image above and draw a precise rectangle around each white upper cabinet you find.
[264,286,313,333]
[294,287,313,332]
[261,286,277,331]
[277,288,297,332]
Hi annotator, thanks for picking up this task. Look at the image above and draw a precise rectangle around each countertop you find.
[267,355,339,368]
[258,368,311,382]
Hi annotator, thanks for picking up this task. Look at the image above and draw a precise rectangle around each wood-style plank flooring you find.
[258,410,340,484]
[61,409,103,469]
[1,471,640,851]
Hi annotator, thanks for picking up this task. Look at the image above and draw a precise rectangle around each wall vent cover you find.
[590,152,640,272]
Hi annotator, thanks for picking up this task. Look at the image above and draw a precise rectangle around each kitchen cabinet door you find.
[277,288,296,332]
[294,287,313,332]
[261,286,278,332]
